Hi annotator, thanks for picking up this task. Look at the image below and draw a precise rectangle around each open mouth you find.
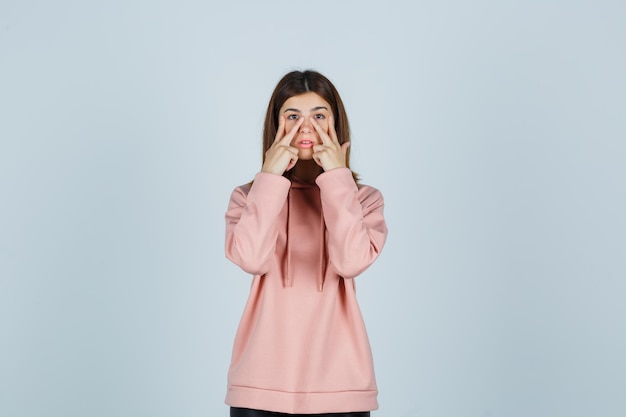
[298,140,314,148]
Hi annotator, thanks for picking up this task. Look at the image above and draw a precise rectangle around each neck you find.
[292,160,323,183]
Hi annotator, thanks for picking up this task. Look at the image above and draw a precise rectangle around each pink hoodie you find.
[224,168,387,414]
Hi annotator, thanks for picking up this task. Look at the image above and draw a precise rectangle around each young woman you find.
[224,70,388,417]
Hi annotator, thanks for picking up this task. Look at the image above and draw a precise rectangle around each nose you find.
[300,117,313,132]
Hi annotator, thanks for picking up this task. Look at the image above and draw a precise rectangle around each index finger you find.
[274,115,286,143]
[327,115,339,144]
[311,117,332,145]
[281,116,303,145]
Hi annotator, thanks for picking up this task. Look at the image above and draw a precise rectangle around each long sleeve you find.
[225,172,291,275]
[316,168,388,278]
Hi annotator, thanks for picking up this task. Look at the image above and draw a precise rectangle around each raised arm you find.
[225,173,290,275]
[316,168,388,278]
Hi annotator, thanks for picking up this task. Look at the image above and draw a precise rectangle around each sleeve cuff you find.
[315,168,357,191]
[248,172,291,203]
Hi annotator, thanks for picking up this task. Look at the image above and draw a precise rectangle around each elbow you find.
[225,244,272,276]
[329,242,383,278]
[330,254,378,279]
[332,265,366,279]
[239,258,271,276]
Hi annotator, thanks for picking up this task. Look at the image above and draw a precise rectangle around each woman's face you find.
[279,92,332,160]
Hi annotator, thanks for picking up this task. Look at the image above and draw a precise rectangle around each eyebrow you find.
[283,106,329,113]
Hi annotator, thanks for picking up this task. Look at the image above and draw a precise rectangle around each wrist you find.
[261,164,283,175]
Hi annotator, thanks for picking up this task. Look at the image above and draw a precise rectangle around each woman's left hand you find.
[311,115,350,171]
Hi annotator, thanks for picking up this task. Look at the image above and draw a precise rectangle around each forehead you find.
[280,92,331,112]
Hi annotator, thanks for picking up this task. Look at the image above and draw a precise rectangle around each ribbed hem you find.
[225,385,378,414]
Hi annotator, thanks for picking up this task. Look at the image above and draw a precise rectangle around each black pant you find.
[230,407,370,417]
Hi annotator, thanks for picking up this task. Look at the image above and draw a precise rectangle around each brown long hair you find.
[262,70,358,182]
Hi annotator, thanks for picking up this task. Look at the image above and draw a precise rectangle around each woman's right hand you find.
[261,115,303,175]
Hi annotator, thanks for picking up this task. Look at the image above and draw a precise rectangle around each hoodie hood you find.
[284,176,327,291]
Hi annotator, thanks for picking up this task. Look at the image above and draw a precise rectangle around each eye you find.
[287,114,299,120]
[314,113,325,120]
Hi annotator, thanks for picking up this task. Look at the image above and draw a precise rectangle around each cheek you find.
[318,118,329,132]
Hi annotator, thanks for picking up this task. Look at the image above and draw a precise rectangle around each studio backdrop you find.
[1,1,624,416]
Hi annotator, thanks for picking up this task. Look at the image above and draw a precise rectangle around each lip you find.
[297,139,315,149]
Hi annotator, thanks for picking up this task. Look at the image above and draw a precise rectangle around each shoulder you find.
[228,181,252,203]
[232,181,252,195]
[357,183,385,210]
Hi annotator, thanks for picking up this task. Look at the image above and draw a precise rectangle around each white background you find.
[1,1,625,416]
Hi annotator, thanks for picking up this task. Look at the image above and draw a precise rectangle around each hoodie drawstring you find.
[318,212,326,292]
[285,189,293,288]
